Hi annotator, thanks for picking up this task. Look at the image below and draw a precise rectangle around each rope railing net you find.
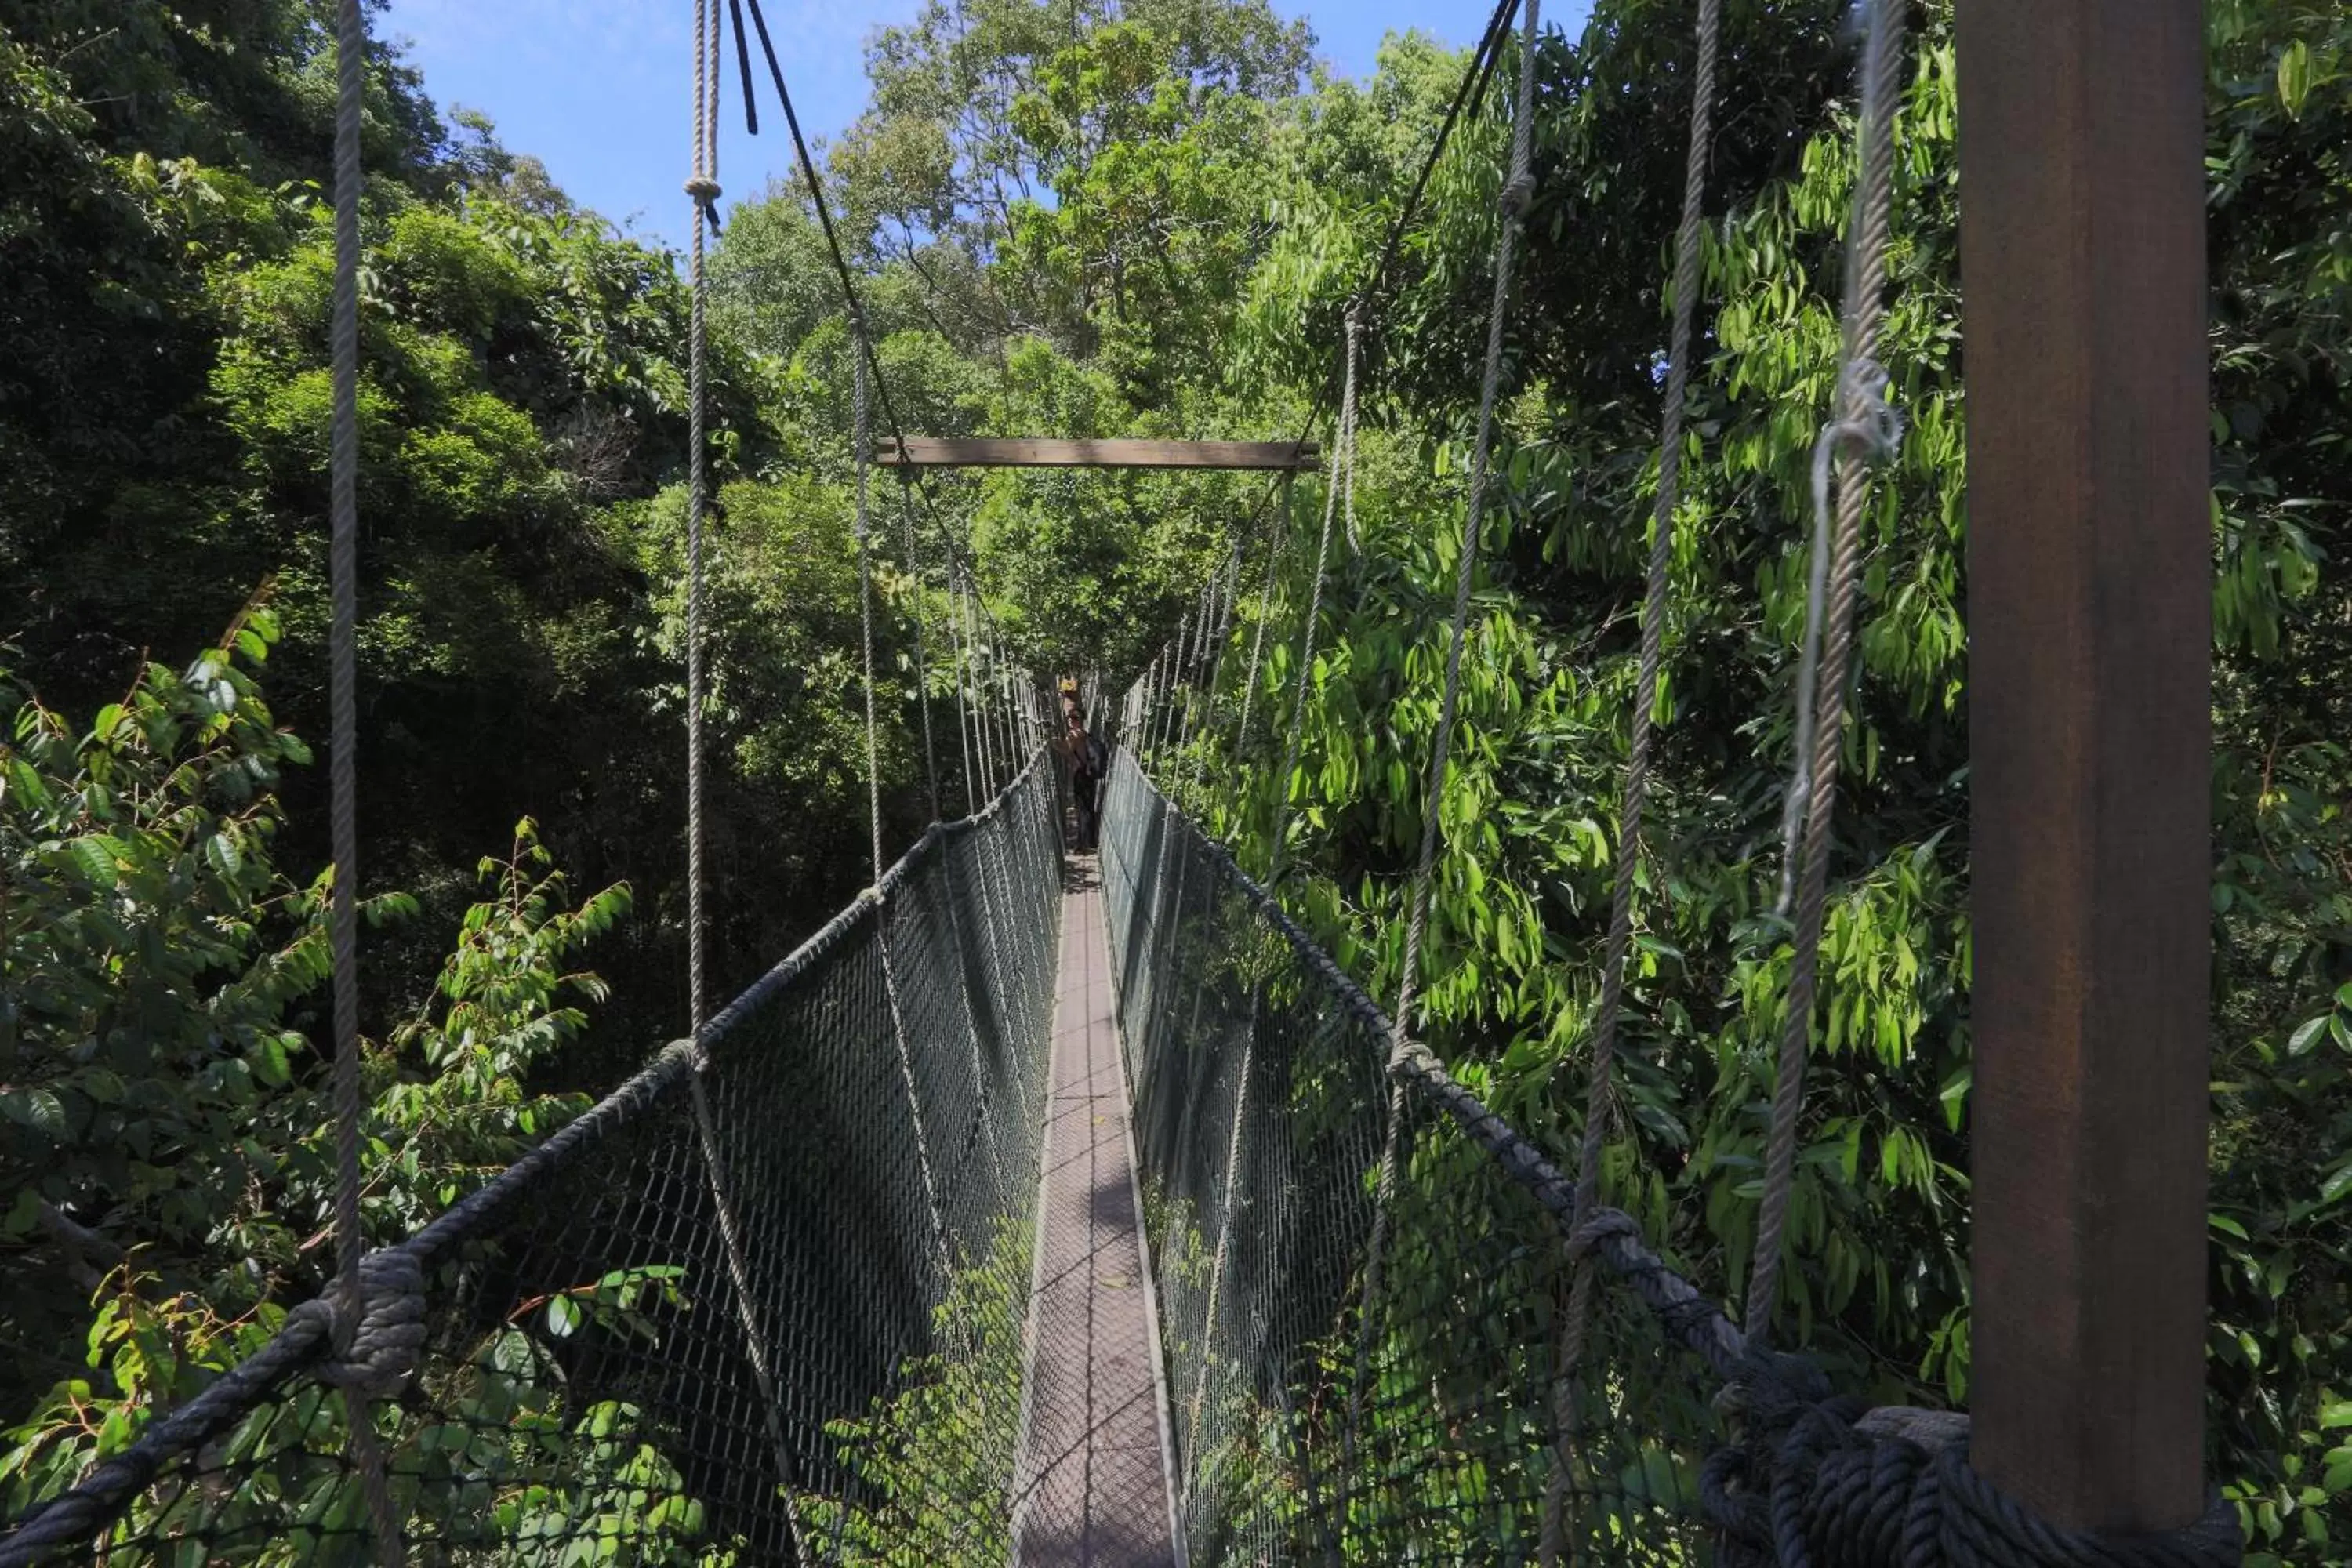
[0,756,1061,1568]
[1098,746,1714,1566]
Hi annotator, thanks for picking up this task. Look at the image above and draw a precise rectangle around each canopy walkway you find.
[0,0,2249,1562]
[0,732,2241,1568]
[0,743,1698,1564]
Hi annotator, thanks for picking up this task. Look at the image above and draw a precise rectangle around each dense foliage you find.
[1178,1,2352,1557]
[3,0,2348,1560]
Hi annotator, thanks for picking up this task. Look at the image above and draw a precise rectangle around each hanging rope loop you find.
[1815,356,1903,485]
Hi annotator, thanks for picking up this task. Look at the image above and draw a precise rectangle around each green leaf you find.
[2288,1014,2330,1057]
[205,831,245,883]
[546,1294,582,1338]
[2278,39,2312,118]
[0,1089,67,1137]
[67,836,121,889]
[253,1034,292,1088]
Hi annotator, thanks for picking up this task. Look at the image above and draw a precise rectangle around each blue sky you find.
[379,1,1590,251]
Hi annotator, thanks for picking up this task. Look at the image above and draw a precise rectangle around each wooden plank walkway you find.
[1011,856,1181,1567]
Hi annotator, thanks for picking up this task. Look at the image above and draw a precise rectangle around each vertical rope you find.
[684,0,721,1038]
[946,560,978,814]
[1387,0,1540,1058]
[685,1065,817,1567]
[1156,610,1187,772]
[326,3,403,1559]
[967,583,1000,795]
[1265,307,1362,890]
[1341,0,1541,1515]
[898,482,942,822]
[1228,501,1285,844]
[906,523,1007,1215]
[679,8,814,1556]
[1744,0,1907,1345]
[1540,2,1719,1559]
[854,354,884,883]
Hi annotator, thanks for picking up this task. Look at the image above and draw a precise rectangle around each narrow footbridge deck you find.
[1011,858,1181,1566]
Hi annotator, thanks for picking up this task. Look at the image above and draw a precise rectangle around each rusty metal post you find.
[1958,0,2211,1533]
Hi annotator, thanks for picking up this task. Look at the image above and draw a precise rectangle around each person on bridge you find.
[1062,710,1106,852]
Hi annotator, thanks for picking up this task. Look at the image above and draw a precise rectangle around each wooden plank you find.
[873,437,1319,470]
[1957,0,2211,1534]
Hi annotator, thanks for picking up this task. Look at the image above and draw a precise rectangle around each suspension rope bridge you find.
[0,0,2245,1564]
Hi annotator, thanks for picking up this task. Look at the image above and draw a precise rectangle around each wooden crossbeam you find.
[873,437,1319,471]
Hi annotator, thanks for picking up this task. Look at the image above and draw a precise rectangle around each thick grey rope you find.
[1159,604,1192,771]
[967,582,1000,797]
[1142,583,1217,1078]
[1178,545,1254,1449]
[1541,0,1719,1557]
[1776,361,1900,918]
[842,352,955,1281]
[945,564,1019,1048]
[960,571,992,802]
[1385,0,1541,1069]
[1341,0,1541,1508]
[1744,0,1906,1345]
[326,2,408,1558]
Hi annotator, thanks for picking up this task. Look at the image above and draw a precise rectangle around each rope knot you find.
[684,175,723,205]
[1825,355,1904,469]
[1562,1205,1640,1263]
[294,1248,426,1399]
[1499,170,1537,219]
